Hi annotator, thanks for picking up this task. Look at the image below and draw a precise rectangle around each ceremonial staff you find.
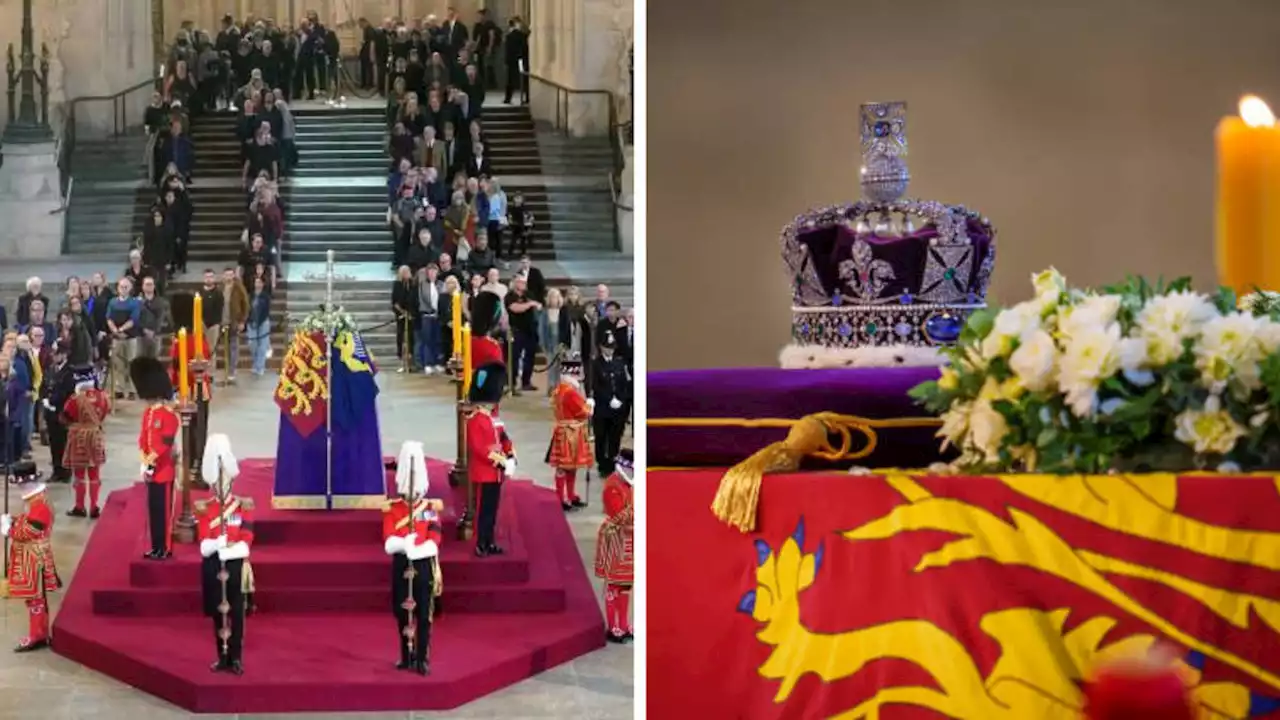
[324,249,335,511]
[402,461,419,662]
[215,456,231,659]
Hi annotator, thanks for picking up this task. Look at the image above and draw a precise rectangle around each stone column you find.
[0,0,63,258]
[528,0,631,138]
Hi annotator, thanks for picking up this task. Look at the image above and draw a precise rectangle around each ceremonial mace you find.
[402,462,419,663]
[215,457,231,660]
[173,332,201,545]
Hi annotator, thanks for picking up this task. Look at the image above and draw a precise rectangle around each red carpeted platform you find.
[51,458,606,714]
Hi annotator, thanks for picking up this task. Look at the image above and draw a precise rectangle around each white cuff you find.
[218,542,250,561]
[504,459,517,476]
[199,538,220,558]
[406,538,438,560]
[384,535,406,555]
[609,398,622,410]
[141,463,153,477]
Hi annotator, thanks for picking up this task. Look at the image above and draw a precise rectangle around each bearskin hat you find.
[468,361,507,405]
[130,356,174,401]
[469,291,504,338]
[170,291,196,332]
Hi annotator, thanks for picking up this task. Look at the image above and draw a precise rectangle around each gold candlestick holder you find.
[172,399,199,544]
[448,354,473,540]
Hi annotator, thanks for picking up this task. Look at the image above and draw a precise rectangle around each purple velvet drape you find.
[647,367,952,469]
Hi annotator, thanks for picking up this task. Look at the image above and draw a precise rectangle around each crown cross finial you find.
[860,102,909,203]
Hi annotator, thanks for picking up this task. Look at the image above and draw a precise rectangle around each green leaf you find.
[1036,427,1059,448]
[961,309,996,344]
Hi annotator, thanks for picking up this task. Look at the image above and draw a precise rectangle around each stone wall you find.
[0,0,153,141]
[528,0,630,138]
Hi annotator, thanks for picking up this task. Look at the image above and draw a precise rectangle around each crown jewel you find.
[779,102,998,368]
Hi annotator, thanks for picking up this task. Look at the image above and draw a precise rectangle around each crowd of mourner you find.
[0,10,628,477]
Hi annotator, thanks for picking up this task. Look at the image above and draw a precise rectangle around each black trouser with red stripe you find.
[146,480,172,556]
[476,482,502,549]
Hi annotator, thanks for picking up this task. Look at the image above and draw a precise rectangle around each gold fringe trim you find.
[647,414,942,534]
[271,494,388,510]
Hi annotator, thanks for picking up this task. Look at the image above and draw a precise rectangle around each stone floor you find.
[0,372,633,719]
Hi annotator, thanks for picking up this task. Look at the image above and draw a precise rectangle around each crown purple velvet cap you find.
[779,101,998,368]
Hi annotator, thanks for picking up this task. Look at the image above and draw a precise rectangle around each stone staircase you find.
[485,106,542,175]
[292,107,386,178]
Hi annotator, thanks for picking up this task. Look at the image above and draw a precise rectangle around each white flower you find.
[1196,312,1266,389]
[981,301,1043,359]
[1174,395,1246,455]
[1008,329,1058,391]
[937,402,971,450]
[1057,323,1124,418]
[1240,290,1280,313]
[1256,318,1280,355]
[1134,290,1217,366]
[1031,267,1066,302]
[1058,294,1122,341]
[967,399,1009,461]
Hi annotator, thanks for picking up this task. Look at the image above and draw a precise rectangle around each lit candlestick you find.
[192,293,204,359]
[452,291,463,356]
[178,327,190,403]
[461,324,472,396]
[1216,94,1280,293]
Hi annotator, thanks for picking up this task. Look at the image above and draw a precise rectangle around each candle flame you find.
[1240,95,1276,128]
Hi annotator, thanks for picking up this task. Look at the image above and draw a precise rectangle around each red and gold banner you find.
[648,470,1280,719]
[273,330,328,438]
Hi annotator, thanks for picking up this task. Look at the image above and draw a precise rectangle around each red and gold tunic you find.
[196,496,256,597]
[7,497,61,599]
[466,407,509,485]
[61,388,108,468]
[140,402,181,484]
[594,472,634,584]
[382,497,445,547]
[547,380,593,469]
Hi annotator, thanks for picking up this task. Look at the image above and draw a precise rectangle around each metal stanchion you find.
[448,353,473,540]
[222,326,233,387]
[507,334,516,397]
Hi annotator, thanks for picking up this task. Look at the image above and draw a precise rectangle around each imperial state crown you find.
[780,101,998,368]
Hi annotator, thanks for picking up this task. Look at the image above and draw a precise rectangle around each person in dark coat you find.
[590,331,631,477]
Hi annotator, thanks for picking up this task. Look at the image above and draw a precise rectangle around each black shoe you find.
[415,659,430,675]
[561,502,573,512]
[66,507,86,518]
[229,660,244,675]
[571,499,587,509]
[474,544,489,558]
[623,632,634,643]
[89,507,100,519]
[606,631,627,644]
[486,544,504,556]
[521,384,538,392]
[210,659,228,672]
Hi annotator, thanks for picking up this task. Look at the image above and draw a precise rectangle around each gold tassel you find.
[711,413,861,533]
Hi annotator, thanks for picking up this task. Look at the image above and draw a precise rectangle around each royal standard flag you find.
[330,329,378,432]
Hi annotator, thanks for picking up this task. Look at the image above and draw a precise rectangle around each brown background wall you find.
[647,0,1280,370]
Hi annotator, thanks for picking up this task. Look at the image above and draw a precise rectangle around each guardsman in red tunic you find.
[2,477,62,652]
[545,354,593,511]
[466,298,514,558]
[595,449,634,644]
[60,367,109,518]
[131,357,181,560]
[196,433,254,675]
[382,441,444,675]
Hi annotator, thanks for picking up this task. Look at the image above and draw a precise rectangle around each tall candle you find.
[192,292,204,358]
[452,291,463,355]
[461,324,472,396]
[1216,95,1280,293]
[178,327,190,403]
